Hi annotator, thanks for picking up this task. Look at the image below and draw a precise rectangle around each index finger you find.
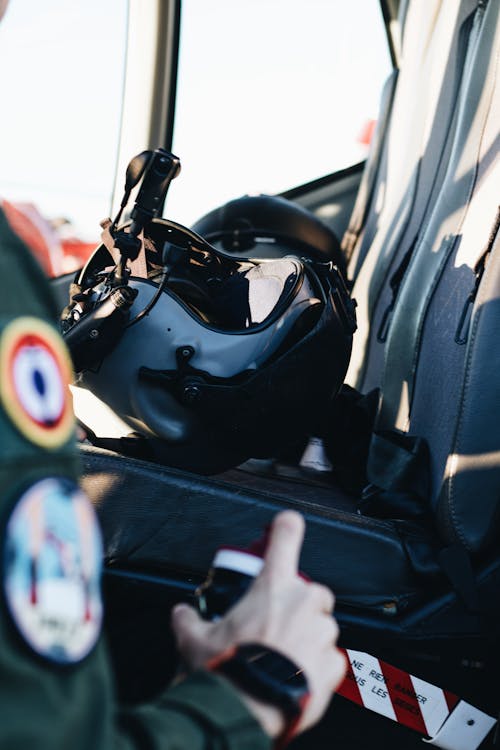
[262,511,305,581]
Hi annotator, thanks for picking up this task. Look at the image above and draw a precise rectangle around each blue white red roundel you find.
[0,317,74,448]
[3,478,103,664]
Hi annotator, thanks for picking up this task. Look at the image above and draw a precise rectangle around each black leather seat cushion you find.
[81,445,441,616]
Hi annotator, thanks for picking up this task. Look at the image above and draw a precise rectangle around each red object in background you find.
[358,118,377,147]
[59,237,98,271]
[2,199,64,277]
[2,199,97,277]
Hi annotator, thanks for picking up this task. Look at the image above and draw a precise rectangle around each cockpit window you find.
[0,0,128,262]
[168,0,391,226]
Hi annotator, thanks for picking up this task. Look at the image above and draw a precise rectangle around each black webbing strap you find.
[76,419,152,461]
[365,430,483,614]
[361,429,431,518]
[366,430,429,499]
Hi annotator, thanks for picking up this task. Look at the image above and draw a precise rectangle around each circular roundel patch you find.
[3,478,103,664]
[0,317,74,448]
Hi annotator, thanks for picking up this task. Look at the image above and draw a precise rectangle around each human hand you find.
[171,510,346,737]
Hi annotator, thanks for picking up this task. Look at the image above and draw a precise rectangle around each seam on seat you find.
[378,2,499,433]
[446,224,500,550]
[346,0,482,392]
[362,1,484,396]
[408,31,498,422]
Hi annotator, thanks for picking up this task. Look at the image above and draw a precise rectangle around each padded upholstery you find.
[374,0,500,553]
[81,445,436,615]
[346,0,480,392]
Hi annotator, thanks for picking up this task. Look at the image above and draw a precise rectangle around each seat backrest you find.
[372,0,500,554]
[344,0,482,393]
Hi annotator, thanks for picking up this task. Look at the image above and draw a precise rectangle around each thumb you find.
[171,603,209,648]
[263,510,305,581]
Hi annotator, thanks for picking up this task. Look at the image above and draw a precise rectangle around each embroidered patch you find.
[0,317,74,448]
[3,478,103,664]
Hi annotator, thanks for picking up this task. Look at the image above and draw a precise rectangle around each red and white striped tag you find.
[337,649,497,749]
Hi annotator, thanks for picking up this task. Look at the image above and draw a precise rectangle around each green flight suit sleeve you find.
[0,207,270,750]
[118,670,272,750]
[0,626,271,750]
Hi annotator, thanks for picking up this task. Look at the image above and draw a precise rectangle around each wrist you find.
[235,689,286,739]
[206,644,309,746]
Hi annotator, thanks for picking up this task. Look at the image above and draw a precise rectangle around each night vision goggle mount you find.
[61,149,181,371]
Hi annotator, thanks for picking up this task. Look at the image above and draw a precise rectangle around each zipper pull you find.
[454,251,489,345]
[377,243,416,343]
[454,290,476,345]
[377,299,395,343]
[455,206,500,345]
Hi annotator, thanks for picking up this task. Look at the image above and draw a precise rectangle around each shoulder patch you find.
[3,478,103,664]
[0,317,74,448]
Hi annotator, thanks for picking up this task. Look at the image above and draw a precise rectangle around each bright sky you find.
[0,0,390,238]
[169,0,391,225]
[0,0,127,238]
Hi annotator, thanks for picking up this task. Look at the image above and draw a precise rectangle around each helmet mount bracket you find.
[111,149,181,286]
[61,149,181,368]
